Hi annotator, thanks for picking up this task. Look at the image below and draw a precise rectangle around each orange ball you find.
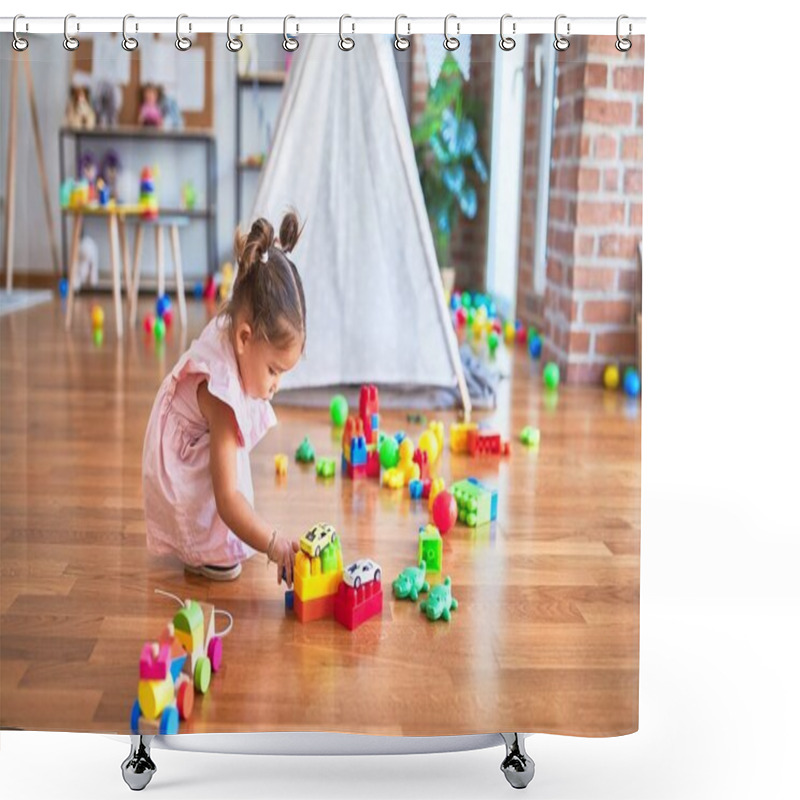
[91,305,104,329]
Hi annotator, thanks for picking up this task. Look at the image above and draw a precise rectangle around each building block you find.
[409,479,423,499]
[382,467,404,489]
[421,478,432,499]
[316,457,336,478]
[294,544,343,603]
[334,580,383,630]
[285,590,294,612]
[139,641,170,681]
[451,478,495,527]
[366,448,381,478]
[346,461,367,479]
[428,420,445,456]
[293,592,338,623]
[349,435,367,467]
[418,524,443,572]
[275,454,288,476]
[412,448,430,481]
[359,384,379,444]
[342,416,363,462]
[138,677,174,721]
[428,477,445,511]
[467,428,510,456]
[450,422,478,454]
[467,477,498,521]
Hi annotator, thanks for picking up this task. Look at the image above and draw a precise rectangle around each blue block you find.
[170,654,187,683]
[285,590,294,612]
[394,431,406,445]
[371,413,379,434]
[341,453,349,473]
[350,435,367,466]
[467,477,498,521]
[409,479,423,499]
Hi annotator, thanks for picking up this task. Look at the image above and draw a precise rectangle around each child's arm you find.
[197,380,298,584]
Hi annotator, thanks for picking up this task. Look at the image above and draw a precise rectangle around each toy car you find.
[300,523,338,558]
[343,558,381,589]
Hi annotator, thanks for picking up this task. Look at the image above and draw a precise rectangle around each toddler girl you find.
[142,214,305,584]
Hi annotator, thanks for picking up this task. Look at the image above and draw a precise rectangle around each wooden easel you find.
[3,50,60,291]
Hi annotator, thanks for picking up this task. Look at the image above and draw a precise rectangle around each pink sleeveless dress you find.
[142,315,277,567]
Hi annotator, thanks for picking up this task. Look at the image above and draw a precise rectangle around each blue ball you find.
[58,278,69,299]
[528,335,542,359]
[623,369,641,397]
[156,294,172,318]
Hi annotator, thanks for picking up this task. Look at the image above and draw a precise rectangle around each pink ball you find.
[454,307,466,327]
[432,490,457,535]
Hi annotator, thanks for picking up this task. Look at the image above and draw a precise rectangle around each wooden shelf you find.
[237,72,286,86]
[60,126,215,142]
[237,161,265,172]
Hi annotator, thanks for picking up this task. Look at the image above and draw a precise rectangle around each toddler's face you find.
[234,323,302,401]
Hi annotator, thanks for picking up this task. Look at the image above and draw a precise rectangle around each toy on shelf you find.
[293,526,344,623]
[295,437,315,463]
[65,83,96,130]
[316,457,336,478]
[181,181,198,211]
[100,149,122,202]
[452,478,498,528]
[218,263,235,301]
[519,427,540,448]
[335,571,383,630]
[139,167,158,220]
[330,394,349,427]
[131,593,231,736]
[274,454,288,476]
[543,362,560,390]
[93,82,121,128]
[392,561,430,601]
[139,83,164,128]
[431,490,457,536]
[623,368,641,397]
[418,524,443,573]
[604,364,621,391]
[420,577,458,622]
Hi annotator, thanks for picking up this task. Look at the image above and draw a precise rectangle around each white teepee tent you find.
[249,34,471,415]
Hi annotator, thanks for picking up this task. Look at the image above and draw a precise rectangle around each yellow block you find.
[294,550,343,602]
[450,422,478,454]
[174,624,203,656]
[428,421,444,456]
[382,468,404,489]
[138,679,174,721]
[401,461,420,485]
[398,437,415,465]
[275,454,288,476]
[428,476,446,511]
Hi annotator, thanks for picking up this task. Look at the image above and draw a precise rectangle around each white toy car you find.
[343,559,382,589]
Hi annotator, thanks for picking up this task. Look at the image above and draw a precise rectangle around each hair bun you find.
[279,211,303,253]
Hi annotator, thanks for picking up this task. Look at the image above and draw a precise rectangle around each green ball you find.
[154,318,166,341]
[461,292,472,309]
[379,436,399,469]
[330,394,348,427]
[543,362,560,389]
[487,331,499,354]
[466,308,475,325]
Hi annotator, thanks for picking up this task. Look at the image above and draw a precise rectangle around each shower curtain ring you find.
[394,15,410,51]
[226,15,243,52]
[339,15,355,51]
[499,14,516,51]
[175,14,192,51]
[616,15,632,51]
[283,15,299,52]
[12,14,29,51]
[63,14,79,51]
[122,15,138,51]
[444,14,460,51]
[554,14,570,51]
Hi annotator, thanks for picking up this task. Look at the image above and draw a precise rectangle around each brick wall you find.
[519,36,644,383]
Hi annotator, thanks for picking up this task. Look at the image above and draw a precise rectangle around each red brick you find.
[576,201,626,226]
[582,299,633,325]
[551,228,576,255]
[603,169,620,192]
[584,98,633,126]
[598,234,638,259]
[585,63,608,88]
[549,196,570,222]
[568,330,591,354]
[560,296,579,322]
[622,135,643,161]
[593,135,618,160]
[577,168,601,193]
[565,362,605,385]
[629,202,643,226]
[617,269,640,292]
[636,101,644,127]
[625,169,643,194]
[546,260,564,286]
[580,134,592,158]
[595,330,637,357]
[571,266,616,291]
[613,65,645,92]
[586,35,613,55]
[576,235,596,257]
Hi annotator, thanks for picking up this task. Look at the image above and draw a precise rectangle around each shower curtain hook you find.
[63,14,79,51]
[12,14,29,52]
[394,15,410,51]
[444,14,460,51]
[616,14,632,51]
[122,14,138,51]
[499,14,516,51]
[175,14,192,51]
[226,15,243,53]
[283,15,299,52]
[554,14,570,51]
[339,14,355,51]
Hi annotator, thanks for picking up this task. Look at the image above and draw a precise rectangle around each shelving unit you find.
[235,72,286,226]
[58,126,218,278]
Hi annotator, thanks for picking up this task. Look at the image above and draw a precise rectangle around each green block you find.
[451,479,492,528]
[418,525,442,573]
[320,536,342,574]
[316,457,335,478]
[173,600,203,634]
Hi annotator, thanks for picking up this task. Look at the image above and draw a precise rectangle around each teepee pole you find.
[4,54,19,291]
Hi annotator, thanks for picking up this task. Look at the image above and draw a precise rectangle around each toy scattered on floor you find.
[487,330,499,355]
[156,294,172,325]
[418,524,443,573]
[93,328,103,347]
[295,437,315,464]
[59,277,69,299]
[193,281,204,299]
[623,368,641,397]
[330,394,349,427]
[450,422,478,454]
[417,429,440,465]
[274,454,288,476]
[452,478,498,528]
[316,457,336,478]
[139,167,158,220]
[91,304,104,329]
[342,558,381,589]
[341,385,381,479]
[392,561,430,601]
[519,426,540,448]
[406,413,427,426]
[335,569,383,630]
[409,479,424,500]
[131,593,230,735]
[432,490,457,535]
[153,317,166,342]
[467,428,510,457]
[528,334,542,359]
[379,435,399,469]
[300,522,338,559]
[143,313,156,334]
[428,476,445,511]
[603,364,620,390]
[293,526,348,624]
[543,361,560,390]
[420,577,458,622]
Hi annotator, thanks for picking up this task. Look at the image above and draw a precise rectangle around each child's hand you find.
[268,534,299,588]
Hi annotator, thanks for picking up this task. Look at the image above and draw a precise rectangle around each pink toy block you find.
[139,641,170,681]
[334,580,383,630]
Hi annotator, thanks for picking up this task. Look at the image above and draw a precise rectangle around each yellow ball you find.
[418,430,439,464]
[504,321,515,342]
[91,305,104,329]
[603,364,620,390]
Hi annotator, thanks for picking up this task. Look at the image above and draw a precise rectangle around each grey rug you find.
[0,289,54,318]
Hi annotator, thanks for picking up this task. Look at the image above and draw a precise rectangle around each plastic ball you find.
[92,328,103,347]
[603,364,620,390]
[450,292,461,311]
[461,292,472,309]
[432,491,457,535]
[623,369,641,397]
[487,331,499,355]
[454,307,466,327]
[379,436,400,469]
[91,305,104,328]
[330,394,349,427]
[58,278,69,299]
[154,317,166,341]
[504,321,515,343]
[528,335,542,359]
[543,362,560,389]
[143,313,156,334]
[418,430,440,464]
[156,294,172,318]
[515,322,527,344]
[162,308,174,327]
[466,308,475,326]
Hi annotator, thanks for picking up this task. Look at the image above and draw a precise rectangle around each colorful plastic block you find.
[349,435,367,467]
[412,448,430,481]
[418,525,443,573]
[359,385,380,445]
[275,453,288,475]
[392,561,430,601]
[334,580,383,630]
[520,426,540,447]
[451,478,496,527]
[342,416,364,462]
[138,678,174,721]
[316,457,336,478]
[382,467,404,489]
[409,479,423,499]
[293,591,338,623]
[285,590,294,612]
[467,428,510,457]
[420,576,458,622]
[450,422,478,454]
[294,544,343,603]
[428,477,445,511]
[428,421,444,455]
[417,430,439,465]
[467,477,498,521]
[366,448,381,478]
[421,478,432,499]
[139,641,170,681]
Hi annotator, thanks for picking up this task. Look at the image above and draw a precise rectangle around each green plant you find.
[412,57,489,267]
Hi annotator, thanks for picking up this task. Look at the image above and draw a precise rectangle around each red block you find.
[366,449,380,478]
[421,478,432,499]
[334,581,383,631]
[359,385,379,445]
[412,448,429,481]
[346,461,367,480]
[467,429,510,457]
[294,592,337,623]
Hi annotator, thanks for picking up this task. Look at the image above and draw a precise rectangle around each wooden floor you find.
[0,297,640,736]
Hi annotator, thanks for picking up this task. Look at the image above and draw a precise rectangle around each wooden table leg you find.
[65,213,83,330]
[118,217,131,298]
[155,225,165,300]
[169,224,187,328]
[108,214,123,339]
[129,224,144,328]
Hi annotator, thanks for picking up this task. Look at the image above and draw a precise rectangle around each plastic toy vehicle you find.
[343,558,381,589]
[300,523,338,558]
